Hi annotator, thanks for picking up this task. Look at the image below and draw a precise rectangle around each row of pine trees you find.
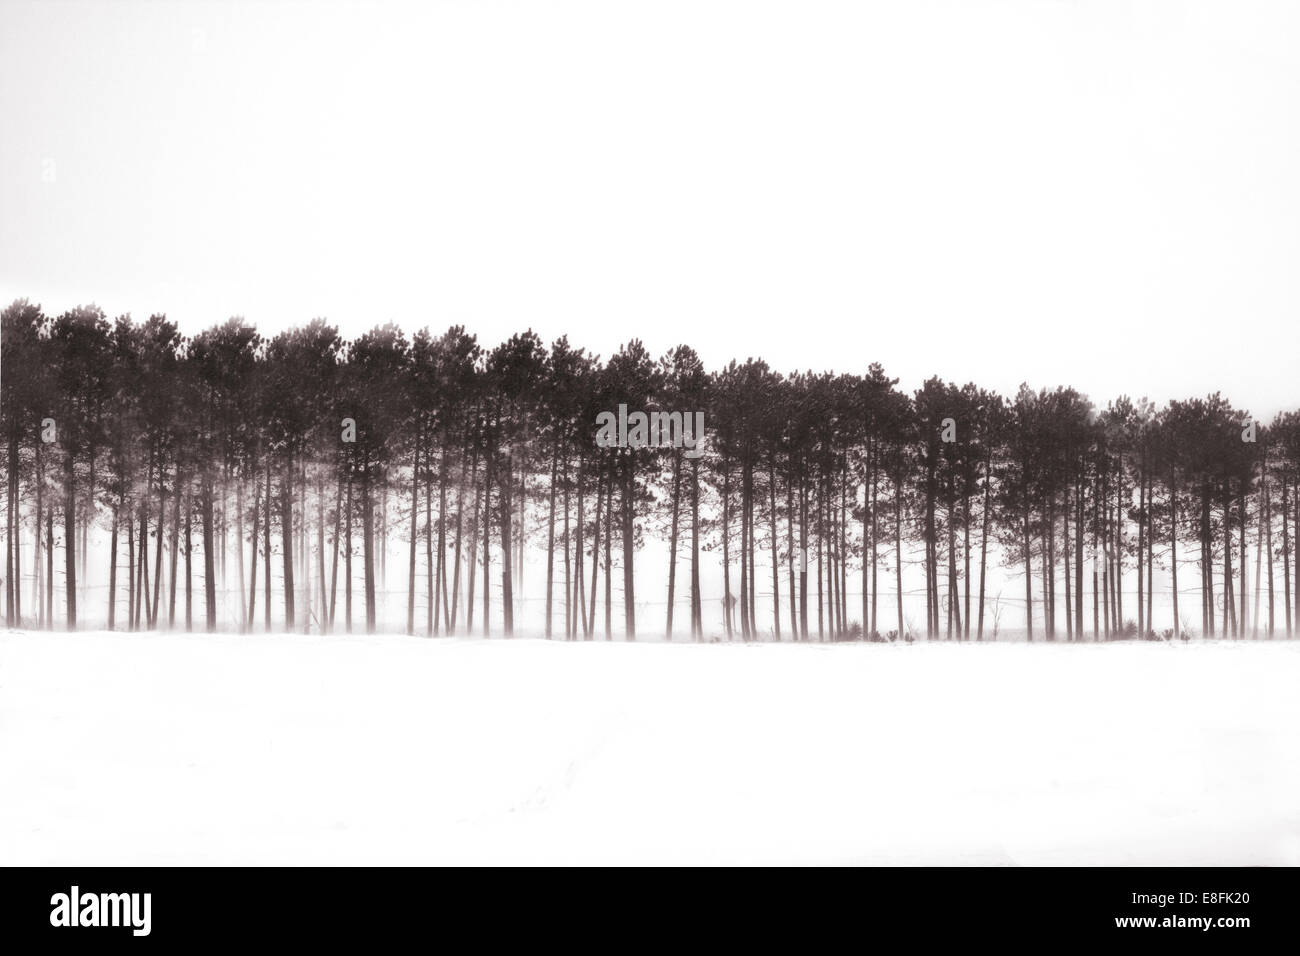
[3,299,1300,641]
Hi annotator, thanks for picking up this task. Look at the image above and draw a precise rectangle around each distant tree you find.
[604,341,659,639]
[1,300,48,627]
[483,332,546,637]
[4,295,1298,644]
[46,306,112,629]
[339,324,404,633]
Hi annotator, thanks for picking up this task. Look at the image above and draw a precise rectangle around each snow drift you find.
[2,630,1297,865]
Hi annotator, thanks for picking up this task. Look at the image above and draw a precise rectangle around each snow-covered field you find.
[2,630,1298,865]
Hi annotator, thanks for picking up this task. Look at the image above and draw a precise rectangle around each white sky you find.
[2,0,1297,417]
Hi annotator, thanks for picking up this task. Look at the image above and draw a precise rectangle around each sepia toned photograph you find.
[1,0,1296,941]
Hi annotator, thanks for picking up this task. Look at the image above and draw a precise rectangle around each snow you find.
[2,630,1298,865]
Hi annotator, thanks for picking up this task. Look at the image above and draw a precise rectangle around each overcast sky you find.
[2,0,1297,417]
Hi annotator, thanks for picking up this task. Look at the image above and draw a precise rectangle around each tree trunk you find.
[201,474,216,631]
[666,451,682,640]
[45,507,53,628]
[1075,477,1084,637]
[107,501,120,630]
[481,449,491,637]
[947,479,959,640]
[236,474,247,630]
[786,469,797,638]
[1239,485,1248,638]
[361,458,376,634]
[722,466,732,639]
[977,456,990,641]
[5,434,17,626]
[894,479,904,639]
[169,468,181,627]
[64,456,77,629]
[1146,476,1153,634]
[563,455,572,639]
[1265,474,1275,637]
[962,482,971,640]
[817,473,825,640]
[128,501,136,630]
[1101,473,1110,641]
[498,453,514,637]
[1282,477,1292,636]
[1114,468,1124,631]
[801,476,810,639]
[451,450,473,633]
[426,453,435,636]
[1170,465,1180,638]
[4,433,14,627]
[465,457,480,634]
[329,468,341,631]
[282,455,296,630]
[739,463,750,640]
[622,457,635,639]
[574,458,586,639]
[248,472,260,628]
[838,468,847,638]
[1064,486,1073,640]
[1201,489,1213,636]
[545,445,557,638]
[1136,463,1145,638]
[407,438,419,635]
[770,455,780,640]
[184,486,192,631]
[151,474,165,626]
[588,468,602,639]
[1046,495,1056,640]
[1258,476,1268,637]
[1093,483,1100,640]
[603,476,612,639]
[861,449,870,637]
[691,458,702,640]
[1023,508,1033,641]
[135,468,149,629]
[1223,496,1234,636]
[436,452,449,635]
[35,443,44,629]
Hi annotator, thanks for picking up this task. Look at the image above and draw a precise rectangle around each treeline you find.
[3,298,1299,641]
